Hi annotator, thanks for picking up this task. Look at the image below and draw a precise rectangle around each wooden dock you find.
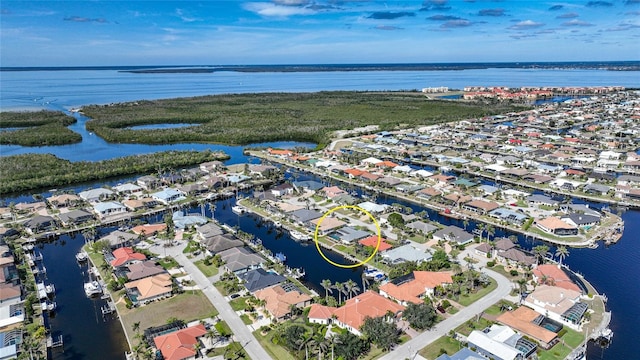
[47,335,64,349]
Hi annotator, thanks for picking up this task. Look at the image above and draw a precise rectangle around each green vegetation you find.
[419,335,463,360]
[82,92,526,145]
[403,302,437,330]
[0,150,228,194]
[538,328,584,360]
[457,278,497,307]
[194,259,219,277]
[0,110,81,146]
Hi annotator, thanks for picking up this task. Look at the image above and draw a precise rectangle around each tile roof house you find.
[310,217,346,235]
[358,236,392,252]
[322,186,347,199]
[379,271,453,305]
[496,306,558,349]
[307,291,405,336]
[535,217,578,236]
[218,247,264,275]
[532,265,582,294]
[124,260,166,281]
[131,224,167,237]
[110,247,146,268]
[46,194,81,208]
[432,225,474,245]
[254,284,312,321]
[153,324,207,360]
[125,273,173,305]
[463,199,500,214]
[381,244,433,265]
[78,188,115,203]
[523,285,585,330]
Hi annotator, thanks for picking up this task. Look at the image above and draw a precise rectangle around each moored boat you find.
[231,205,246,215]
[84,281,103,297]
[75,251,88,262]
[289,230,311,241]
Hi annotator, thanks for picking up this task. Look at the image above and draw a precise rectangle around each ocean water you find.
[1,66,638,359]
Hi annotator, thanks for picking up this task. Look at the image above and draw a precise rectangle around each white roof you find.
[79,188,114,200]
[361,157,383,164]
[357,201,389,213]
[113,183,142,192]
[410,169,434,178]
[503,189,531,197]
[393,165,413,173]
[485,164,508,172]
[467,329,521,360]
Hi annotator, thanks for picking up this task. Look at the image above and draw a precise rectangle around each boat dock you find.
[101,301,117,315]
[47,334,64,350]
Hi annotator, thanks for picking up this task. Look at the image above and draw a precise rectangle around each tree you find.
[333,282,344,303]
[402,302,437,330]
[486,224,495,242]
[533,245,550,265]
[321,279,333,301]
[462,219,469,230]
[476,223,485,241]
[334,332,369,360]
[361,316,400,352]
[344,279,357,300]
[555,246,569,267]
[387,213,405,229]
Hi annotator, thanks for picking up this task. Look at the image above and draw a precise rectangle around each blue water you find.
[1,67,637,359]
[127,123,197,130]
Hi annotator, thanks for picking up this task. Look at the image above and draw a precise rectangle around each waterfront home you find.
[496,248,536,268]
[378,271,453,305]
[196,223,223,239]
[13,202,45,215]
[122,261,166,281]
[153,323,207,360]
[249,164,277,177]
[0,283,24,329]
[23,215,56,234]
[255,284,313,322]
[617,174,640,186]
[432,225,474,245]
[46,194,82,208]
[310,217,346,235]
[108,247,146,268]
[289,209,323,224]
[172,211,207,229]
[467,325,532,360]
[57,209,94,226]
[525,195,559,208]
[93,201,127,218]
[532,265,582,293]
[381,245,433,265]
[131,224,167,238]
[536,217,578,236]
[151,188,186,205]
[125,273,173,306]
[308,291,405,336]
[410,169,434,178]
[240,268,286,293]
[463,199,500,215]
[113,183,143,196]
[435,348,486,360]
[270,183,294,197]
[321,186,347,199]
[474,243,493,257]
[496,306,559,349]
[489,208,530,226]
[0,227,19,241]
[267,148,293,158]
[218,247,264,275]
[79,188,115,203]
[357,201,389,214]
[200,160,225,173]
[137,175,160,190]
[179,183,208,196]
[331,226,370,244]
[292,180,325,192]
[583,183,612,196]
[405,221,439,234]
[99,230,139,249]
[522,285,587,330]
[561,213,600,229]
[416,187,442,200]
[201,234,244,255]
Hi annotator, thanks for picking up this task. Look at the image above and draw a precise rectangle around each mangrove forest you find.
[0,110,82,146]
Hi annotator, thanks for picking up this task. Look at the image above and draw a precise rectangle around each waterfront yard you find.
[118,291,218,340]
[538,328,584,360]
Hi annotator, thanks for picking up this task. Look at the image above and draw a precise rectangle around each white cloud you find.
[509,20,545,30]
[243,2,316,17]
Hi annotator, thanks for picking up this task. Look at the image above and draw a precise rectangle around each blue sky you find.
[1,0,639,66]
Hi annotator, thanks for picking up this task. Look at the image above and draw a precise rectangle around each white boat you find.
[273,221,282,228]
[364,268,386,280]
[45,284,55,295]
[231,205,246,215]
[40,301,57,312]
[75,251,88,262]
[84,281,103,297]
[289,230,311,241]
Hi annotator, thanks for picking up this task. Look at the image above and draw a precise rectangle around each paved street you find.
[379,267,513,360]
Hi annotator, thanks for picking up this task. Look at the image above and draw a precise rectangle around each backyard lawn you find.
[457,278,497,307]
[253,329,296,360]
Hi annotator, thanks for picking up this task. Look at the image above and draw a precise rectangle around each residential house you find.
[153,324,207,360]
[151,189,186,205]
[536,217,578,236]
[113,183,143,196]
[78,188,115,203]
[311,217,346,235]
[523,285,586,330]
[358,236,393,252]
[123,261,166,281]
[405,221,438,234]
[331,227,370,244]
[248,164,277,177]
[497,248,536,268]
[560,213,600,229]
[467,325,529,360]
[463,199,500,215]
[270,183,294,197]
[254,285,312,321]
[218,247,264,275]
[240,268,286,293]
[532,265,582,293]
[525,195,559,207]
[125,273,173,305]
[93,201,127,218]
[379,271,453,305]
[489,208,530,226]
[201,234,244,255]
[289,209,322,225]
[57,209,94,226]
[496,306,559,349]
[109,247,146,268]
[435,348,486,360]
[179,183,208,196]
[381,245,432,265]
[23,215,56,234]
[46,194,82,208]
[137,175,160,190]
[322,186,347,199]
[432,225,474,245]
[307,291,405,336]
[98,230,139,249]
[131,224,167,237]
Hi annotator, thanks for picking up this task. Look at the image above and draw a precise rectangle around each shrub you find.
[509,269,519,276]
[486,261,495,267]
[441,299,451,309]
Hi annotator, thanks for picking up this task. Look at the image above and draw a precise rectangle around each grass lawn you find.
[456,278,497,307]
[362,344,386,360]
[419,335,462,360]
[538,328,584,360]
[240,314,252,325]
[253,329,297,360]
[215,321,233,337]
[158,256,180,270]
[286,277,313,295]
[194,259,219,277]
[455,317,492,337]
[229,296,251,311]
[483,300,515,316]
[182,240,199,254]
[408,234,429,244]
[206,341,248,360]
[119,291,218,341]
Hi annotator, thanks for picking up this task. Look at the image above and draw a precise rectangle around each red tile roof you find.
[379,271,453,304]
[358,236,392,252]
[532,264,581,293]
[153,324,207,360]
[110,247,146,267]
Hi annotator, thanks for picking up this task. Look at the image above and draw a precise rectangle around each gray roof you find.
[500,248,536,266]
[562,213,600,226]
[126,261,166,281]
[382,245,432,264]
[240,268,286,292]
[332,226,370,243]
[202,234,244,253]
[435,348,485,360]
[406,221,438,234]
[489,208,529,223]
[583,183,611,194]
[526,194,559,205]
[58,209,94,223]
[494,238,516,251]
[219,247,264,272]
[197,223,224,238]
[290,209,323,223]
[79,188,114,201]
[432,225,474,244]
[24,215,55,229]
[99,230,138,248]
[292,180,325,191]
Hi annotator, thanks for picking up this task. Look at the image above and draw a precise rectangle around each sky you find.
[1,0,639,66]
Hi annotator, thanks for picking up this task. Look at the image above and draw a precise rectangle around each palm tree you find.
[193,341,202,358]
[555,246,569,267]
[333,282,344,303]
[533,245,551,265]
[208,202,216,220]
[486,224,495,242]
[329,335,342,360]
[476,223,485,240]
[344,279,356,300]
[361,273,370,292]
[462,218,469,230]
[321,279,333,301]
[132,321,140,334]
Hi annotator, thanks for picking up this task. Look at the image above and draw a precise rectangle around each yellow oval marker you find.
[314,205,381,269]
